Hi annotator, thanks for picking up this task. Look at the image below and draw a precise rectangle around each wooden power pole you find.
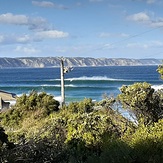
[60,57,73,107]
[60,58,65,106]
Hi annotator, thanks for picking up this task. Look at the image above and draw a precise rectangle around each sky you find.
[0,0,163,59]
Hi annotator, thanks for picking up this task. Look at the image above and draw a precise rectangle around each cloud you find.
[102,43,114,49]
[126,40,163,49]
[99,32,129,38]
[16,35,31,43]
[131,0,158,4]
[35,30,69,39]
[99,32,111,38]
[0,34,32,44]
[127,12,150,22]
[0,29,69,45]
[0,31,68,45]
[0,13,47,31]
[150,40,163,47]
[76,2,82,6]
[0,13,28,25]
[32,1,69,9]
[89,0,103,2]
[126,42,149,48]
[0,13,69,44]
[146,0,156,4]
[27,17,47,31]
[32,1,55,7]
[0,35,4,43]
[15,46,41,54]
[127,12,163,28]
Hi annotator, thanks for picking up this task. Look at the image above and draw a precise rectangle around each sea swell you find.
[0,66,162,102]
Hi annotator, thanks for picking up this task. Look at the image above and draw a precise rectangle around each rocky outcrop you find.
[0,57,162,68]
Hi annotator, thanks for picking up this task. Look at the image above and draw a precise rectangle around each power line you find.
[95,26,163,51]
[143,51,163,59]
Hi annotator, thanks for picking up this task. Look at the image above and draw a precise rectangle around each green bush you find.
[118,82,163,125]
[157,64,163,79]
[123,119,163,162]
[67,98,94,113]
[1,88,163,162]
[15,91,60,113]
[0,92,60,133]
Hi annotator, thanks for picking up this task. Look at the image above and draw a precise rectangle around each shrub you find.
[118,82,163,125]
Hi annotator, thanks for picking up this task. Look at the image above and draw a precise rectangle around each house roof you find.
[0,90,16,101]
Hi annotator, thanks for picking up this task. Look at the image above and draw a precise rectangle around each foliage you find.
[0,95,135,162]
[96,95,116,109]
[0,138,68,163]
[0,84,163,162]
[67,98,94,113]
[157,64,163,79]
[15,91,60,113]
[118,82,163,125]
[122,119,163,162]
[0,91,60,128]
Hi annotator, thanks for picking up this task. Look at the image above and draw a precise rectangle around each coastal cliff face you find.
[0,57,162,68]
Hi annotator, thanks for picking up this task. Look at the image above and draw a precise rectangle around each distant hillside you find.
[0,57,162,68]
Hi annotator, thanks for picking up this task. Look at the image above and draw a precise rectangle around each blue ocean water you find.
[0,66,162,102]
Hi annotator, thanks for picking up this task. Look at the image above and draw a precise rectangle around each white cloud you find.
[146,0,156,4]
[126,40,163,49]
[89,0,103,2]
[28,17,47,31]
[150,40,163,46]
[35,30,69,39]
[102,43,114,49]
[132,0,158,4]
[150,17,163,28]
[108,4,123,8]
[15,46,40,54]
[32,1,55,7]
[76,2,82,6]
[0,13,28,25]
[99,32,129,38]
[16,35,31,43]
[120,33,130,37]
[127,12,163,28]
[55,49,66,53]
[127,12,150,22]
[0,13,69,44]
[32,1,69,9]
[0,35,4,43]
[0,13,47,31]
[126,42,149,49]
[99,32,111,38]
[0,29,69,45]
[0,34,32,44]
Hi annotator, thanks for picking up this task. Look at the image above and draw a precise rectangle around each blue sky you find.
[0,0,163,59]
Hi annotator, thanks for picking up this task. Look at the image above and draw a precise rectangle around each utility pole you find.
[60,57,65,107]
[60,57,73,107]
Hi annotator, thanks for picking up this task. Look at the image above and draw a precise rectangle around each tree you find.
[118,82,163,125]
[0,92,60,128]
[157,64,163,80]
[15,91,60,115]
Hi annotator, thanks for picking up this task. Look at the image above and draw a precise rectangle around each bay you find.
[0,66,162,103]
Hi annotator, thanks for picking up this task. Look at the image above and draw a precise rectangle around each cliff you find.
[0,57,162,68]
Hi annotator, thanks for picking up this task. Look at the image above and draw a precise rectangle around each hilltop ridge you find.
[0,57,162,68]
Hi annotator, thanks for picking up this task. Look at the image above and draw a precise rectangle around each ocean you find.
[0,66,163,103]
